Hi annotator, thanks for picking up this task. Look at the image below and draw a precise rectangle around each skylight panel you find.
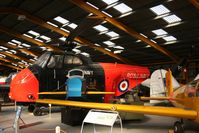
[150,39,157,44]
[21,60,27,64]
[101,0,118,5]
[10,50,17,54]
[136,40,141,43]
[0,46,8,50]
[114,50,123,54]
[35,38,43,42]
[68,23,78,29]
[105,31,119,38]
[145,45,151,48]
[86,2,99,9]
[11,39,21,44]
[140,33,148,38]
[163,36,177,41]
[6,51,12,54]
[103,41,115,46]
[60,27,70,33]
[113,3,132,14]
[47,21,58,27]
[0,54,6,58]
[59,37,66,41]
[8,42,17,46]
[102,11,112,17]
[30,59,36,62]
[18,45,23,48]
[54,16,69,24]
[94,43,100,46]
[114,46,124,49]
[118,11,133,18]
[150,4,170,15]
[21,43,31,47]
[40,35,51,41]
[163,14,182,23]
[93,25,108,32]
[28,30,40,37]
[152,29,168,36]
[105,48,111,51]
[12,63,17,66]
[19,65,24,68]
[23,33,33,38]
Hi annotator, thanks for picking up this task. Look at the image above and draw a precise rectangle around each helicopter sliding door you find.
[40,54,65,99]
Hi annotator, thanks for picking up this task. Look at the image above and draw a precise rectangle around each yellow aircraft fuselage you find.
[171,82,199,123]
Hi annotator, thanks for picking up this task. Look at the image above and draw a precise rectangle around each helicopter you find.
[9,51,149,108]
[8,15,150,124]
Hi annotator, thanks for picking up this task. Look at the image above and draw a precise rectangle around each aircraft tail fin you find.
[166,69,174,97]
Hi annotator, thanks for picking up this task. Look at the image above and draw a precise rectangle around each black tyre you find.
[174,121,184,133]
[28,104,35,112]
[33,107,43,116]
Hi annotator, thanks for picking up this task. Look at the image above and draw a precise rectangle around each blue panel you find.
[66,77,82,97]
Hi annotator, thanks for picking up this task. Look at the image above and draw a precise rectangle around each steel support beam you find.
[189,0,199,10]
[0,40,39,57]
[0,57,26,67]
[0,26,62,53]
[0,62,22,70]
[0,51,32,64]
[0,8,134,65]
[68,0,179,62]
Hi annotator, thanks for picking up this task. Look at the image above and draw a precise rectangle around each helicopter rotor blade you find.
[66,15,105,43]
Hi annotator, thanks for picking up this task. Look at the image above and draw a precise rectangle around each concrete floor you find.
[0,106,199,133]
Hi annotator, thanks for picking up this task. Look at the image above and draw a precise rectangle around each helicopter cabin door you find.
[45,54,66,93]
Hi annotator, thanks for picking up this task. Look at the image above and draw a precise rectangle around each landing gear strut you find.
[174,119,184,133]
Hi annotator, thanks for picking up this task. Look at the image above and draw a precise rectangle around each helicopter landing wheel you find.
[33,107,43,116]
[174,121,184,133]
[28,104,35,112]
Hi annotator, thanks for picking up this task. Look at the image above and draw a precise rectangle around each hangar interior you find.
[0,0,199,133]
[0,0,198,78]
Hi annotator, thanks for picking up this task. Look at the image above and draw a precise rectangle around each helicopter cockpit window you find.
[64,55,83,65]
[73,57,83,65]
[47,55,63,69]
[47,56,56,68]
[34,52,51,68]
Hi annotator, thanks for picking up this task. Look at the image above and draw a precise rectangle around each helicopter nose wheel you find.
[28,104,35,112]
[174,119,184,133]
[33,107,43,116]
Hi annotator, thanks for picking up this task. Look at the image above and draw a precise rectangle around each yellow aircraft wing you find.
[141,96,171,101]
[36,99,197,120]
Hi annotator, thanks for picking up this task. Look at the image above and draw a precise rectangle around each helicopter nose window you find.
[34,52,51,68]
[47,56,56,68]
[47,55,63,68]
[64,56,83,65]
